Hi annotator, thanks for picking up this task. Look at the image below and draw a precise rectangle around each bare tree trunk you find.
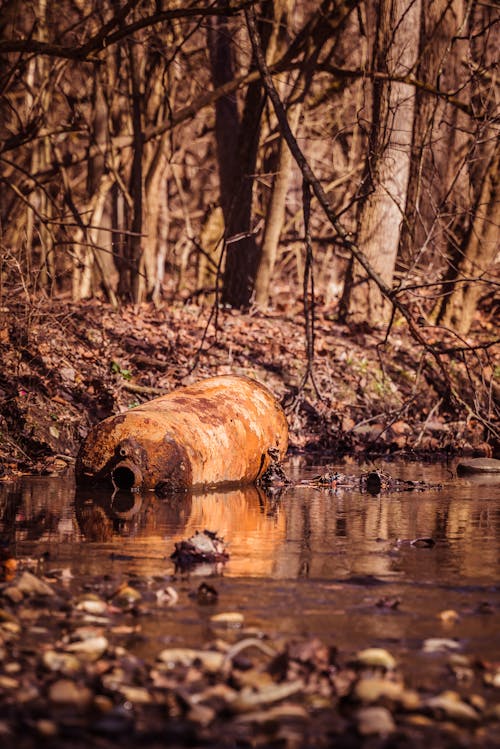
[197,205,225,304]
[255,101,302,307]
[120,39,144,302]
[436,142,499,334]
[208,4,272,308]
[400,0,470,270]
[342,0,421,325]
[152,173,170,304]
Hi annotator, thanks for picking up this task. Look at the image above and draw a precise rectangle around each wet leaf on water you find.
[375,597,401,610]
[475,601,494,615]
[171,530,229,569]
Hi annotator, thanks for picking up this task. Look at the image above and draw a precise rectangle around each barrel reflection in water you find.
[74,485,286,577]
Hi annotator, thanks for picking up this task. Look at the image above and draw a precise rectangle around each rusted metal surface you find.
[75,375,288,491]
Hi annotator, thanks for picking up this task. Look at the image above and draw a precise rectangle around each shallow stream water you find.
[1,458,499,679]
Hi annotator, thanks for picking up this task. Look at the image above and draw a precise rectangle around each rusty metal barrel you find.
[75,375,288,492]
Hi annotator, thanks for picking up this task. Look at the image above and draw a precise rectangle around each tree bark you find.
[208,5,272,308]
[435,142,499,334]
[254,100,302,307]
[342,0,421,325]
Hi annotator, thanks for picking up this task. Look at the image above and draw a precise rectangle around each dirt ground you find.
[0,296,498,479]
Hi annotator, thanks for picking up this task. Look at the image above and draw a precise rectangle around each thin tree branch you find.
[244,3,500,439]
[0,2,256,60]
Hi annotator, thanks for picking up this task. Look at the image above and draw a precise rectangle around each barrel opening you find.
[113,465,137,490]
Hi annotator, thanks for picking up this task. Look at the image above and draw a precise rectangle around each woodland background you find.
[0,0,498,468]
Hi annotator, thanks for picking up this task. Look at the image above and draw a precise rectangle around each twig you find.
[413,398,444,448]
[121,382,167,396]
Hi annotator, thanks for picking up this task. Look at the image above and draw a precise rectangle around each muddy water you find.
[1,459,499,674]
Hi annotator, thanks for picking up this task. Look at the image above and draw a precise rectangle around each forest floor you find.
[0,295,498,479]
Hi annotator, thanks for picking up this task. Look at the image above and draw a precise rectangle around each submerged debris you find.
[171,530,229,570]
[301,468,443,494]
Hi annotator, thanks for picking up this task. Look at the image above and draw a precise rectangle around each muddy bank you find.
[0,299,497,478]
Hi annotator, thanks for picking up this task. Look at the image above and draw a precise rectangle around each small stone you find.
[0,675,19,689]
[187,703,216,726]
[354,677,420,709]
[457,458,500,475]
[438,609,460,624]
[355,648,396,670]
[2,586,24,604]
[76,597,108,615]
[357,706,396,735]
[48,678,93,709]
[42,650,82,675]
[16,571,55,597]
[157,648,225,673]
[65,635,108,661]
[426,691,480,724]
[423,638,461,653]
[118,685,152,704]
[483,667,500,688]
[36,719,58,737]
[112,583,142,605]
[210,611,244,628]
[94,694,114,713]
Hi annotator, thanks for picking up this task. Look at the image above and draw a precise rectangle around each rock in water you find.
[75,375,288,491]
[456,458,500,475]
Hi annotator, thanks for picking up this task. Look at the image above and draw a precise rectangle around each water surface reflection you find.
[1,461,498,585]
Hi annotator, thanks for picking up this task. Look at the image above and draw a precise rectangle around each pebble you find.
[210,611,245,627]
[426,691,480,724]
[423,637,461,653]
[118,685,152,704]
[234,703,309,724]
[231,680,304,713]
[157,647,225,673]
[353,677,420,709]
[42,650,82,675]
[187,703,216,727]
[48,678,93,709]
[355,648,396,670]
[65,635,108,661]
[76,597,108,615]
[2,586,24,604]
[456,458,500,475]
[36,719,58,737]
[438,609,460,624]
[0,675,19,689]
[16,571,55,597]
[356,706,396,735]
